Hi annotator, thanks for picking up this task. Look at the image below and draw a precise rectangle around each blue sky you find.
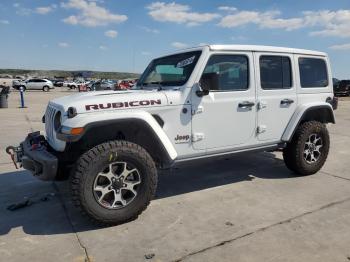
[0,0,350,78]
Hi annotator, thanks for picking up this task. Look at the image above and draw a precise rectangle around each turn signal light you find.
[70,127,84,135]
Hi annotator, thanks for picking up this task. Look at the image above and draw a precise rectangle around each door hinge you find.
[192,133,205,142]
[192,106,204,115]
[257,125,267,134]
[257,101,267,110]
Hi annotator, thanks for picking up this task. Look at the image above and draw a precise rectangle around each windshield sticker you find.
[176,56,195,68]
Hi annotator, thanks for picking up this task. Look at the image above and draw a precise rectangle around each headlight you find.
[67,107,77,118]
[54,111,61,131]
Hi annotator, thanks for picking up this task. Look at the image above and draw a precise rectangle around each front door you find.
[254,52,297,141]
[191,52,256,150]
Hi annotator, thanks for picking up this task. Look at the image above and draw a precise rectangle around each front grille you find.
[45,105,58,143]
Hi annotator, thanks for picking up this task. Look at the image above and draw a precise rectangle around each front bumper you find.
[9,132,58,181]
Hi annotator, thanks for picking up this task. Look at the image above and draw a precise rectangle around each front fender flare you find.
[59,111,177,161]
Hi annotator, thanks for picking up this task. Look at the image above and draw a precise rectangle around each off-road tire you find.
[71,140,157,225]
[43,86,49,92]
[283,121,329,176]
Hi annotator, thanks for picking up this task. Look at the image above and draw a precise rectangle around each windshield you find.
[136,51,202,89]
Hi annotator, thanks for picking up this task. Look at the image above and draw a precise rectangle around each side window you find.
[260,56,292,89]
[200,55,249,91]
[299,57,328,88]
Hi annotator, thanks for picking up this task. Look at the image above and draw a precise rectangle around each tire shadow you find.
[0,151,292,236]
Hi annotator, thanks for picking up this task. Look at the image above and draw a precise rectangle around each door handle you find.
[280,98,294,105]
[238,101,255,108]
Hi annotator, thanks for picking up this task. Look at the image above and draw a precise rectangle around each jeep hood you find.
[49,90,170,114]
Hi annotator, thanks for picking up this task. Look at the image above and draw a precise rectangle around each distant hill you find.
[0,69,140,80]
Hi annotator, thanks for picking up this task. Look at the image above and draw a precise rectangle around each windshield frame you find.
[136,50,202,89]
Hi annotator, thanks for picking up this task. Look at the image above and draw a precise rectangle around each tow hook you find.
[6,146,22,169]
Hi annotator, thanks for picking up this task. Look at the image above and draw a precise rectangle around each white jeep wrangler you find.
[7,45,337,225]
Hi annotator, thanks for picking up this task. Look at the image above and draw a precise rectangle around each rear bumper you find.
[18,132,58,181]
[334,91,349,96]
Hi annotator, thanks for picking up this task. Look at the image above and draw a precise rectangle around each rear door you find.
[254,52,297,142]
[38,79,46,89]
[26,79,37,89]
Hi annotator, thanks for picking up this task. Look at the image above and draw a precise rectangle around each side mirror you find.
[197,72,219,97]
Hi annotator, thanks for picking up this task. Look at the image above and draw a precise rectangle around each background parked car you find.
[333,80,350,96]
[90,80,116,91]
[53,80,64,87]
[63,81,79,89]
[13,79,54,92]
[116,79,136,90]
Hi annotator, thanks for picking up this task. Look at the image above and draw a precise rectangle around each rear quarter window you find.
[298,57,328,88]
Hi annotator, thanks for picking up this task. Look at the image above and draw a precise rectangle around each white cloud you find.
[140,26,160,34]
[62,0,127,27]
[58,42,70,48]
[218,6,237,12]
[171,42,188,49]
[219,10,304,31]
[105,30,118,38]
[329,43,350,50]
[147,2,219,26]
[141,51,151,56]
[99,45,107,50]
[0,20,9,25]
[304,10,350,38]
[35,6,53,15]
[218,8,350,37]
[14,3,57,16]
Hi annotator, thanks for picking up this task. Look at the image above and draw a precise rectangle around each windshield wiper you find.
[139,81,163,90]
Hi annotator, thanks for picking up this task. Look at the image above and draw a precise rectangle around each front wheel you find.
[283,121,330,176]
[71,141,157,225]
[43,86,49,92]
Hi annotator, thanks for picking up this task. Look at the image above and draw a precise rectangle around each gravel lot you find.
[0,89,350,262]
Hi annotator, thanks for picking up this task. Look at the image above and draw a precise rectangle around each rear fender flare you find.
[282,102,335,142]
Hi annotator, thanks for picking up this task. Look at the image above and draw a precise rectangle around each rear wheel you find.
[71,141,157,225]
[283,121,329,176]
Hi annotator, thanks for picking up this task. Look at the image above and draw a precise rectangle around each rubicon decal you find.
[85,99,161,111]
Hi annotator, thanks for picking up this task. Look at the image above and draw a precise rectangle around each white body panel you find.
[191,51,257,150]
[43,45,335,164]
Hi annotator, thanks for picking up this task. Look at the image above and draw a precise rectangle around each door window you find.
[201,55,249,91]
[260,56,292,89]
[298,57,328,88]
